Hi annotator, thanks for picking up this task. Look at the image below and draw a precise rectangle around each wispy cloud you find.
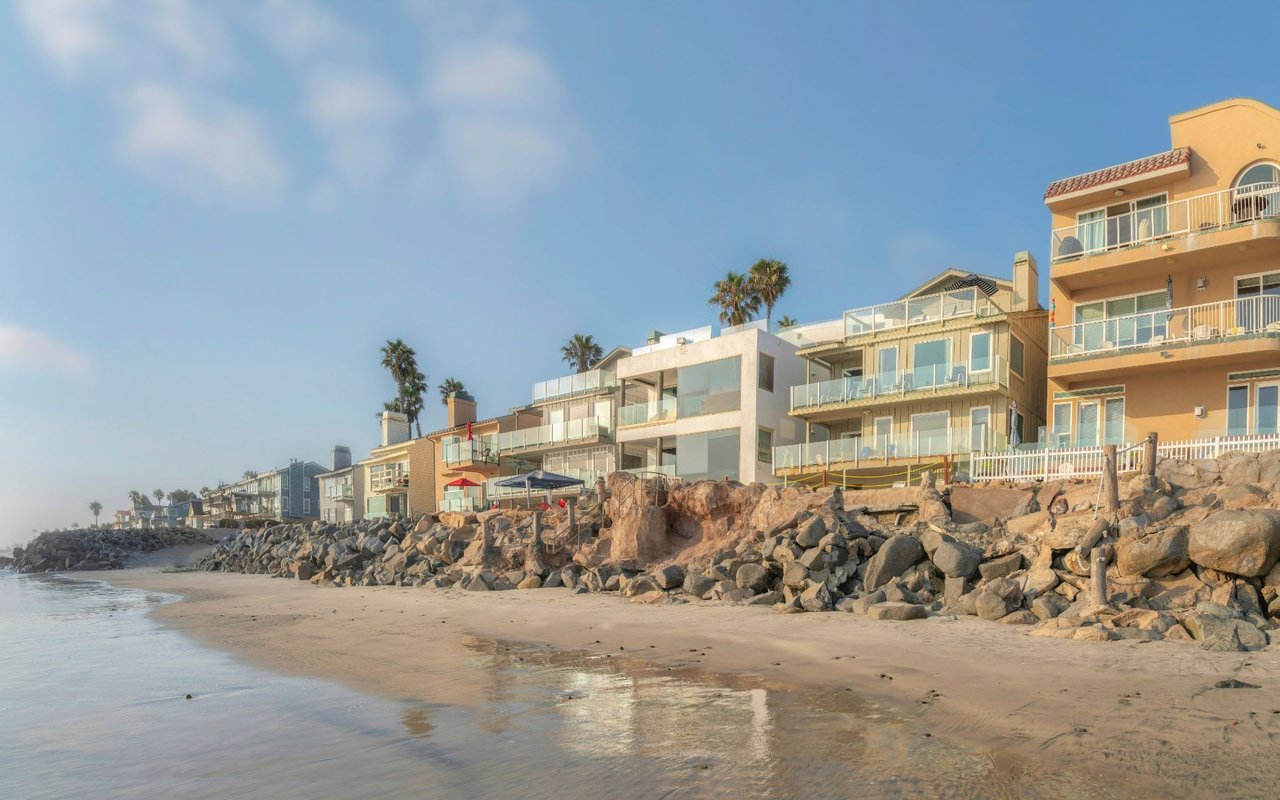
[16,0,115,76]
[304,69,404,189]
[0,324,91,375]
[117,83,287,202]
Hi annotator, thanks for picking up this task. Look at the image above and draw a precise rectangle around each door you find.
[969,406,990,452]
[1258,384,1279,435]
[1077,402,1100,447]
[1228,385,1250,436]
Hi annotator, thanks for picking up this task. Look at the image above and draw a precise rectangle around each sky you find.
[2,0,1279,540]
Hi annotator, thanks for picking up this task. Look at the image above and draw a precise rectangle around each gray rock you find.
[654,564,686,590]
[797,548,826,571]
[745,591,781,606]
[736,562,770,593]
[794,515,827,548]
[782,562,810,587]
[932,541,981,578]
[683,572,716,598]
[864,534,924,591]
[978,553,1023,582]
[867,601,927,621]
[849,589,886,615]
[975,590,1015,620]
[1031,593,1070,620]
[1189,510,1280,577]
[798,582,833,612]
[517,574,542,589]
[1185,613,1269,651]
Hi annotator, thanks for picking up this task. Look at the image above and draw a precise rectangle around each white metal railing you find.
[1051,182,1280,262]
[324,482,353,499]
[1050,295,1280,359]
[497,419,604,452]
[531,369,616,404]
[369,465,409,492]
[970,431,1280,482]
[791,356,1009,412]
[842,287,1001,338]
[442,436,499,466]
[773,426,1005,470]
[618,396,678,427]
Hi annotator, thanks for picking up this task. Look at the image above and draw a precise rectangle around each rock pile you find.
[4,528,215,573]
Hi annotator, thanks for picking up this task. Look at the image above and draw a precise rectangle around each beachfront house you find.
[317,445,363,524]
[424,392,542,512]
[202,458,326,524]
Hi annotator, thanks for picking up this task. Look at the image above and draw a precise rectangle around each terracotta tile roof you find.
[1044,147,1191,200]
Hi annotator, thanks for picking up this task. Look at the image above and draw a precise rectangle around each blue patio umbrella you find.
[496,470,585,507]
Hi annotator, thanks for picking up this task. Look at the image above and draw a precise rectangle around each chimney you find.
[380,411,410,447]
[445,390,478,429]
[1012,251,1039,311]
[331,445,352,470]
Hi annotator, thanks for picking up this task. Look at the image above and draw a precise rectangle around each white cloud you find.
[305,69,403,187]
[0,324,91,375]
[16,0,114,75]
[117,83,287,202]
[257,0,361,62]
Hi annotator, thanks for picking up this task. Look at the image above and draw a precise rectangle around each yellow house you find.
[362,411,436,519]
[1045,98,1280,446]
[775,254,1047,485]
[424,392,541,512]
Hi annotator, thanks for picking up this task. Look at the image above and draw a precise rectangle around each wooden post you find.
[1143,432,1158,477]
[1101,444,1120,522]
[566,503,575,537]
[533,510,542,543]
[1091,545,1107,605]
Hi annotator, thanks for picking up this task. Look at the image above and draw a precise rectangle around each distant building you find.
[203,458,326,523]
[317,445,363,524]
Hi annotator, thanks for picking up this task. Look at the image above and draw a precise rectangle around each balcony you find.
[1050,183,1280,289]
[773,426,1006,474]
[440,486,483,512]
[1048,296,1280,379]
[442,437,500,468]
[618,396,678,428]
[532,369,616,405]
[325,484,354,501]
[790,357,1010,417]
[840,287,1001,340]
[497,419,606,453]
[369,467,409,493]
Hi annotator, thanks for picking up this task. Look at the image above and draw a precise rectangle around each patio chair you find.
[945,365,968,387]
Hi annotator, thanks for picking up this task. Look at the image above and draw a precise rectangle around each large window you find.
[910,411,950,456]
[877,346,898,388]
[1074,291,1166,350]
[969,406,990,452]
[1076,194,1168,251]
[1259,384,1279,435]
[677,429,740,482]
[1228,385,1250,436]
[676,357,741,418]
[758,353,775,392]
[970,331,991,373]
[1237,271,1280,331]
[1077,402,1100,446]
[912,339,950,388]
[1104,397,1126,446]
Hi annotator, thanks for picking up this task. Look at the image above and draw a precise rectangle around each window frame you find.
[969,330,993,374]
[968,405,991,452]
[1051,401,1072,446]
[1009,335,1025,378]
[1257,382,1280,435]
[1076,400,1101,447]
[758,352,775,392]
[910,336,952,388]
[757,426,773,463]
[1228,383,1251,436]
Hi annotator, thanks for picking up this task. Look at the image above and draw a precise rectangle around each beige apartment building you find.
[424,392,541,512]
[1044,98,1280,446]
[775,255,1047,485]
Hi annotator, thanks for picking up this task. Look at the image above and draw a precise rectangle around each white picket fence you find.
[970,432,1280,482]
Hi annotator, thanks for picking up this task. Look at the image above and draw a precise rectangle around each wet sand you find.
[99,561,1280,798]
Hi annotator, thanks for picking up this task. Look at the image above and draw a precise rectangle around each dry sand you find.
[94,554,1280,798]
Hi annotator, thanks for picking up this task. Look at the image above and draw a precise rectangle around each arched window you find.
[1232,162,1280,220]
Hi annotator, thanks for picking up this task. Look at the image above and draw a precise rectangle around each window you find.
[1235,163,1280,219]
[912,339,950,388]
[1104,397,1125,446]
[757,427,773,463]
[1052,402,1072,446]
[970,331,991,373]
[303,499,310,515]
[758,353,775,392]
[910,411,950,457]
[676,429,740,482]
[1010,336,1025,377]
[1076,194,1168,252]
[1228,385,1250,436]
[873,417,892,454]
[676,357,741,418]
[877,346,897,387]
[1077,402,1100,447]
[1237,271,1280,331]
[969,406,990,452]
[1259,384,1279,435]
[1076,291,1167,350]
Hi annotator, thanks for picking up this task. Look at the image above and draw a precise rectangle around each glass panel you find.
[877,347,897,388]
[757,428,773,462]
[1077,403,1099,446]
[1078,209,1105,252]
[676,357,742,418]
[970,332,991,372]
[1258,385,1278,435]
[911,412,950,456]
[1010,337,1024,376]
[1134,194,1168,238]
[969,407,990,452]
[912,339,949,388]
[1104,397,1125,445]
[1052,403,1072,446]
[758,353,775,392]
[677,429,740,482]
[1228,386,1250,436]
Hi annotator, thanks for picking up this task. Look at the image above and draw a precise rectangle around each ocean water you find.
[0,571,1115,799]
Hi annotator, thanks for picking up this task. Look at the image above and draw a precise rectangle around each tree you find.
[708,272,761,327]
[89,501,102,526]
[777,315,798,329]
[561,334,603,374]
[168,489,195,503]
[402,370,427,438]
[748,259,791,330]
[199,486,211,496]
[153,489,165,505]
[438,377,465,405]
[128,490,150,509]
[380,338,426,437]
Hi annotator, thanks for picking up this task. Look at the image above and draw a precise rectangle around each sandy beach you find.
[91,553,1280,799]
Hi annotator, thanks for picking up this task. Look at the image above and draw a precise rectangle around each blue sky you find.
[2,0,1278,539]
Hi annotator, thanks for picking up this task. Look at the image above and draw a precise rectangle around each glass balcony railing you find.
[531,369,617,404]
[773,426,1007,471]
[790,356,1009,412]
[842,287,999,338]
[440,486,483,512]
[618,397,678,427]
[1049,295,1280,359]
[1051,182,1280,263]
[442,437,499,466]
[497,419,605,452]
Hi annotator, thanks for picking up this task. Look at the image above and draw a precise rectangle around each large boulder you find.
[867,601,927,621]
[610,504,669,563]
[1188,510,1280,577]
[1184,612,1269,651]
[735,562,770,593]
[798,582,833,612]
[1115,525,1189,578]
[931,541,981,579]
[863,534,924,591]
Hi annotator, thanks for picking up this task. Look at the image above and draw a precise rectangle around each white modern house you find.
[613,320,807,484]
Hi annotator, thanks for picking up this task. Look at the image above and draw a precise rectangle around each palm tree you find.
[128,490,148,508]
[708,272,761,327]
[561,334,603,373]
[777,315,798,329]
[380,338,415,387]
[380,339,426,435]
[748,259,791,330]
[154,489,165,506]
[438,378,465,405]
[199,486,211,496]
[89,501,102,526]
[402,370,427,438]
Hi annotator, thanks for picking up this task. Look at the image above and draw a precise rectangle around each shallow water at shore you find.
[0,571,1120,799]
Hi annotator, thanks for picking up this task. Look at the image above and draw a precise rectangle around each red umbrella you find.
[445,477,480,487]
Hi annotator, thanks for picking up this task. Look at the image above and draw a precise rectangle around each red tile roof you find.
[1044,147,1191,200]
